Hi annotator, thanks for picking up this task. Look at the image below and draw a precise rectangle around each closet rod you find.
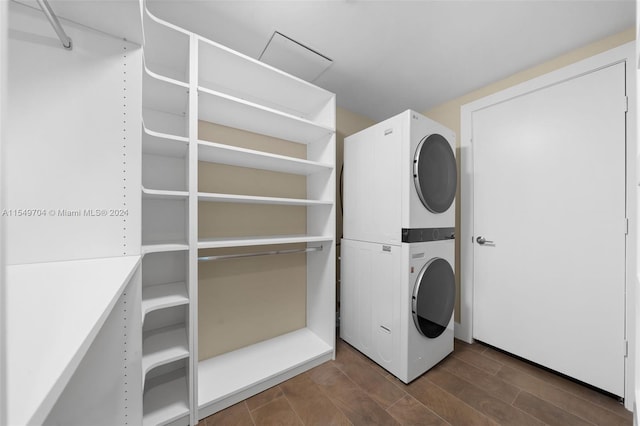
[36,0,72,50]
[198,245,323,262]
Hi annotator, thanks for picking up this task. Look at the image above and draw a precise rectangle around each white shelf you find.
[143,326,190,380]
[142,243,190,255]
[198,140,332,175]
[6,256,141,426]
[142,282,189,321]
[198,192,332,207]
[143,125,188,158]
[143,374,190,426]
[141,6,189,84]
[198,234,333,249]
[143,187,189,200]
[198,37,334,125]
[198,328,333,417]
[198,86,334,145]
[143,68,189,117]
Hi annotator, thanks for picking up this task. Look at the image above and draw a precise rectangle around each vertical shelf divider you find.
[187,33,199,426]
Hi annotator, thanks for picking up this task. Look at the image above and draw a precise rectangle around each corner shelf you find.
[141,6,190,84]
[143,69,189,117]
[143,373,190,426]
[142,326,190,380]
[143,187,189,200]
[142,243,190,255]
[142,282,189,321]
[198,140,332,175]
[143,125,188,158]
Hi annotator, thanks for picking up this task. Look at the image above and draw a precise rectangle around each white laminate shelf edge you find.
[198,328,332,414]
[198,86,334,145]
[197,36,334,123]
[142,243,189,255]
[6,255,141,426]
[142,282,189,322]
[142,124,189,158]
[143,69,189,117]
[143,187,189,200]
[198,192,333,206]
[143,375,189,426]
[198,235,333,249]
[142,326,189,381]
[198,140,332,175]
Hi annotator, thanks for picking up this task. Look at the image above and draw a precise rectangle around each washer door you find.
[413,134,457,213]
[412,258,455,338]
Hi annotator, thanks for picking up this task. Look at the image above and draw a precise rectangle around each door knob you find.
[476,236,494,245]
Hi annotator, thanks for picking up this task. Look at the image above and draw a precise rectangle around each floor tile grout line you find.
[438,358,521,406]
[423,375,499,425]
[405,393,453,426]
[429,365,549,426]
[480,345,631,419]
[245,386,285,413]
[244,400,257,426]
[513,389,601,426]
[334,346,409,411]
[307,365,358,426]
[280,391,306,425]
[497,362,630,424]
[466,343,632,421]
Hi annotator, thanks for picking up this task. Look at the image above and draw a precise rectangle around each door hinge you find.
[625,218,629,235]
[624,96,628,113]
[624,340,628,357]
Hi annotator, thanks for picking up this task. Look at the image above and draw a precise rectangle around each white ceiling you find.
[146,0,636,121]
[38,0,635,121]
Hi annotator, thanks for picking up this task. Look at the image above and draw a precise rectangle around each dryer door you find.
[412,258,455,338]
[413,134,457,213]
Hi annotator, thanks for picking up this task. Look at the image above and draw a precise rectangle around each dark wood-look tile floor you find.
[200,339,633,426]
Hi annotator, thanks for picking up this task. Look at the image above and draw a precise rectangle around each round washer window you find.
[413,134,457,213]
[412,258,455,338]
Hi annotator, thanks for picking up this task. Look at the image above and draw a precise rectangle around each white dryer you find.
[340,238,455,383]
[343,110,456,245]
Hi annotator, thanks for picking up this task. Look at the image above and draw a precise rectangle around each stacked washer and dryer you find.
[341,110,457,383]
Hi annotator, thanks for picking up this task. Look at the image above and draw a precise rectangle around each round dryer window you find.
[413,134,457,213]
[412,258,455,338]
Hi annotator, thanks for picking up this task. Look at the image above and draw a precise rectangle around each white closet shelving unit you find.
[140,5,193,426]
[140,0,336,422]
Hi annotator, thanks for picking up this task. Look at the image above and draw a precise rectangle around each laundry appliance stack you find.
[340,109,457,383]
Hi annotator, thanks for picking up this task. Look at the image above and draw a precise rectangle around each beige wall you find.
[422,27,635,323]
[198,108,374,359]
[198,121,309,359]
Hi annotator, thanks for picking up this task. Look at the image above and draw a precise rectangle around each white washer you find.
[343,110,456,245]
[340,238,455,383]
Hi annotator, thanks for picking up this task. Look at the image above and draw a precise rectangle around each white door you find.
[472,62,627,396]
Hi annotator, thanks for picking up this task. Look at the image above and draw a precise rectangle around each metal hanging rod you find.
[198,245,323,262]
[36,0,72,50]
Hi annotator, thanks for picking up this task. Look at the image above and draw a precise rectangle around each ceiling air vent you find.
[259,31,332,83]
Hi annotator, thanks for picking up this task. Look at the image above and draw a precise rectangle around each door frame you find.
[460,41,636,409]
